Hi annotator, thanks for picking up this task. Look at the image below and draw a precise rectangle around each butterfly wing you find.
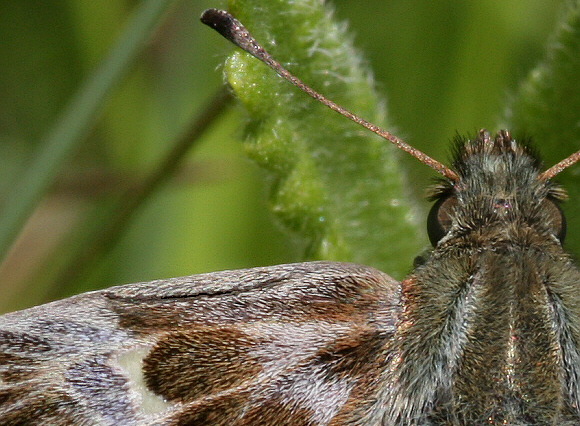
[0,261,399,425]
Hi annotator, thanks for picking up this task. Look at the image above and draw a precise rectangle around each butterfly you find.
[1,7,580,426]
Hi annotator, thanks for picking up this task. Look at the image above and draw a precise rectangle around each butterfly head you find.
[426,129,567,247]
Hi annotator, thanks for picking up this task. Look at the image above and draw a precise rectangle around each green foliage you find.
[0,0,574,314]
[506,1,580,256]
[225,0,420,275]
[0,0,174,262]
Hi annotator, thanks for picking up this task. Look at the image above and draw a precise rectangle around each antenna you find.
[201,9,580,182]
[539,151,580,180]
[200,8,459,181]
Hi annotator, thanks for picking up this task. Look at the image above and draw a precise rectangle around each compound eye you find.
[427,195,457,246]
[542,198,566,243]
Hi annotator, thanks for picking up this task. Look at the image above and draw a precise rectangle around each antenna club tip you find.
[200,8,225,25]
[200,9,238,43]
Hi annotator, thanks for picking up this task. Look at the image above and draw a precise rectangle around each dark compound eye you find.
[427,195,457,247]
[426,195,567,247]
[542,198,566,243]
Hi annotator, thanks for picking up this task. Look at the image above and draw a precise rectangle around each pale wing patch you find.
[116,346,173,415]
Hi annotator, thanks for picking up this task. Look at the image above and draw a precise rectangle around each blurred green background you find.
[0,0,566,312]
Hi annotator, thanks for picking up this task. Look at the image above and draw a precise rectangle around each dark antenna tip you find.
[200,9,237,44]
[201,9,459,181]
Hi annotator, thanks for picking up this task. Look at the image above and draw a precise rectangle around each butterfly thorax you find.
[385,131,580,425]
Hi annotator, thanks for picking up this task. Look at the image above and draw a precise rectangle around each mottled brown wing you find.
[0,261,399,426]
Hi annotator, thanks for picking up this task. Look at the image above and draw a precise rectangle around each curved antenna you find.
[201,9,459,182]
